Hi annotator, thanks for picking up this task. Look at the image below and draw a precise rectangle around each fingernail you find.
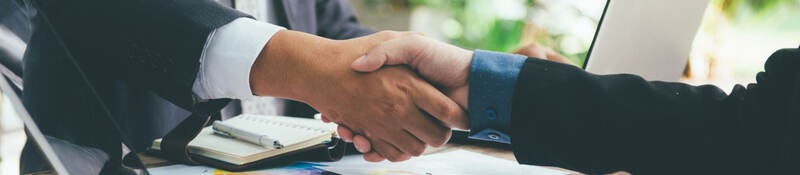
[353,55,367,65]
[357,146,368,153]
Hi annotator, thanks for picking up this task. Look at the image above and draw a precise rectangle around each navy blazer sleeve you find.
[509,48,800,174]
[33,0,248,109]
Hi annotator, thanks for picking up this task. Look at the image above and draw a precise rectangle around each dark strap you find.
[161,99,230,165]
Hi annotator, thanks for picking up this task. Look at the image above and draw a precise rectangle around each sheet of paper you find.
[149,149,569,175]
[313,149,569,175]
[148,162,333,175]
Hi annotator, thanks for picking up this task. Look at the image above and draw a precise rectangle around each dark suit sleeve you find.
[34,0,249,109]
[314,0,374,39]
[509,48,800,174]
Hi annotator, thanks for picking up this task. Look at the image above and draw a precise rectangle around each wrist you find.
[249,30,335,102]
[451,49,473,110]
[420,39,472,110]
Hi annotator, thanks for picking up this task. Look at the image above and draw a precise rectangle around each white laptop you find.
[584,0,710,81]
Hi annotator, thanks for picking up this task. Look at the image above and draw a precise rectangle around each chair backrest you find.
[0,25,26,89]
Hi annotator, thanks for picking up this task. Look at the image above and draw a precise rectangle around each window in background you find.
[684,0,800,91]
[355,0,799,91]
[404,0,606,67]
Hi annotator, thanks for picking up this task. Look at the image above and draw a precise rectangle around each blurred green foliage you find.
[405,0,532,52]
[361,0,797,68]
[365,0,595,66]
[720,0,798,18]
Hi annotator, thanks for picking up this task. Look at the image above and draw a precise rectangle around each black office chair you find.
[0,19,26,168]
[0,26,25,91]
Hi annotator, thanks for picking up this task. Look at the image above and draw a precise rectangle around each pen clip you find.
[212,128,232,137]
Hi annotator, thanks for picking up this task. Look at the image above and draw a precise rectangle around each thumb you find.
[351,37,422,72]
[351,55,388,72]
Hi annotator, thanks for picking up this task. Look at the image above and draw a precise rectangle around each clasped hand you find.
[250,30,465,162]
[321,33,569,162]
[325,34,474,162]
[251,30,564,162]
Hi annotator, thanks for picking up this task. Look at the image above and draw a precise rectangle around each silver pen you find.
[212,121,284,149]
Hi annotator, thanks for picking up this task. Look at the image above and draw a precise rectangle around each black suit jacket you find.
[20,0,372,173]
[509,48,799,174]
[21,0,247,173]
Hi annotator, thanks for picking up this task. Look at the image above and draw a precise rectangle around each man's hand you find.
[314,35,473,161]
[249,31,465,162]
[350,35,474,128]
[513,43,576,66]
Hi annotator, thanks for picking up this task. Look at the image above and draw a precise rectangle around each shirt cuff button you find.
[486,107,497,120]
[488,132,501,140]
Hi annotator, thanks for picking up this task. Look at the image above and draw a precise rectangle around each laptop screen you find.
[583,0,611,70]
[582,0,710,81]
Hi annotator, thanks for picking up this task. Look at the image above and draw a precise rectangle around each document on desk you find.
[148,162,335,175]
[149,149,568,175]
[314,149,569,175]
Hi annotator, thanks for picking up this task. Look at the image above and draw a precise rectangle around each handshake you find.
[249,30,566,162]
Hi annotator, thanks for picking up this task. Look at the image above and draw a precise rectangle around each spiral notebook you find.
[151,114,337,165]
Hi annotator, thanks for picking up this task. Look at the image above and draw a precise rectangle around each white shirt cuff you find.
[192,18,285,100]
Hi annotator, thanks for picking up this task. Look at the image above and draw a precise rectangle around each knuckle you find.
[409,34,426,42]
[386,31,401,38]
[377,31,400,39]
[439,104,460,121]
[388,103,408,117]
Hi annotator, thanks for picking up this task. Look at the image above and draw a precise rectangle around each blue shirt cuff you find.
[467,50,526,144]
